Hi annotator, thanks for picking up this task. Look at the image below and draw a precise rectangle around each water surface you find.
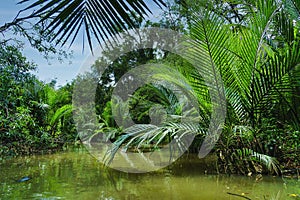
[0,149,298,199]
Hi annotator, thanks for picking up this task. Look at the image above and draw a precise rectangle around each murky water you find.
[0,149,299,200]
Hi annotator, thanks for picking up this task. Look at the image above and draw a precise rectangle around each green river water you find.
[0,149,299,200]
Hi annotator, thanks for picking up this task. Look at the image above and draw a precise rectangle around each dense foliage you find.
[1,0,299,177]
[0,44,76,156]
[86,0,300,175]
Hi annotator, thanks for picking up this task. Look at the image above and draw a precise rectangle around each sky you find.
[0,0,163,87]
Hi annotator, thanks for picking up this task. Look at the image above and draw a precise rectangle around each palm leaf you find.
[50,104,73,126]
[253,42,300,114]
[249,6,300,122]
[185,9,231,156]
[104,121,205,163]
[284,0,300,24]
[223,0,297,124]
[234,148,281,174]
[17,0,167,51]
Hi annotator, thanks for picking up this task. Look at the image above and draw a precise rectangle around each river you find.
[0,149,298,199]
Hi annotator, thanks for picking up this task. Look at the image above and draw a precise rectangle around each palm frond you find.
[17,0,167,51]
[50,104,73,126]
[104,121,205,163]
[284,0,300,24]
[251,10,300,119]
[226,0,281,121]
[234,148,281,174]
[186,11,230,112]
[186,9,231,156]
[222,0,299,125]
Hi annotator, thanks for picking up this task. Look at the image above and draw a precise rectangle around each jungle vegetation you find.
[0,0,299,176]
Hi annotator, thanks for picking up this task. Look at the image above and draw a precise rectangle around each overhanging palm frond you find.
[17,0,167,51]
[104,121,206,164]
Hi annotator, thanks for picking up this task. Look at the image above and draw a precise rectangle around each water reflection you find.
[0,149,298,200]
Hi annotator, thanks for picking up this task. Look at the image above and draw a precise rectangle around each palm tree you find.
[102,0,300,174]
[189,0,300,174]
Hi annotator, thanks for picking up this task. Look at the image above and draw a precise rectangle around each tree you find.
[0,43,77,156]
[0,44,48,155]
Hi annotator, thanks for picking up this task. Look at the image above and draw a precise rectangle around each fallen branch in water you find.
[227,192,251,200]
